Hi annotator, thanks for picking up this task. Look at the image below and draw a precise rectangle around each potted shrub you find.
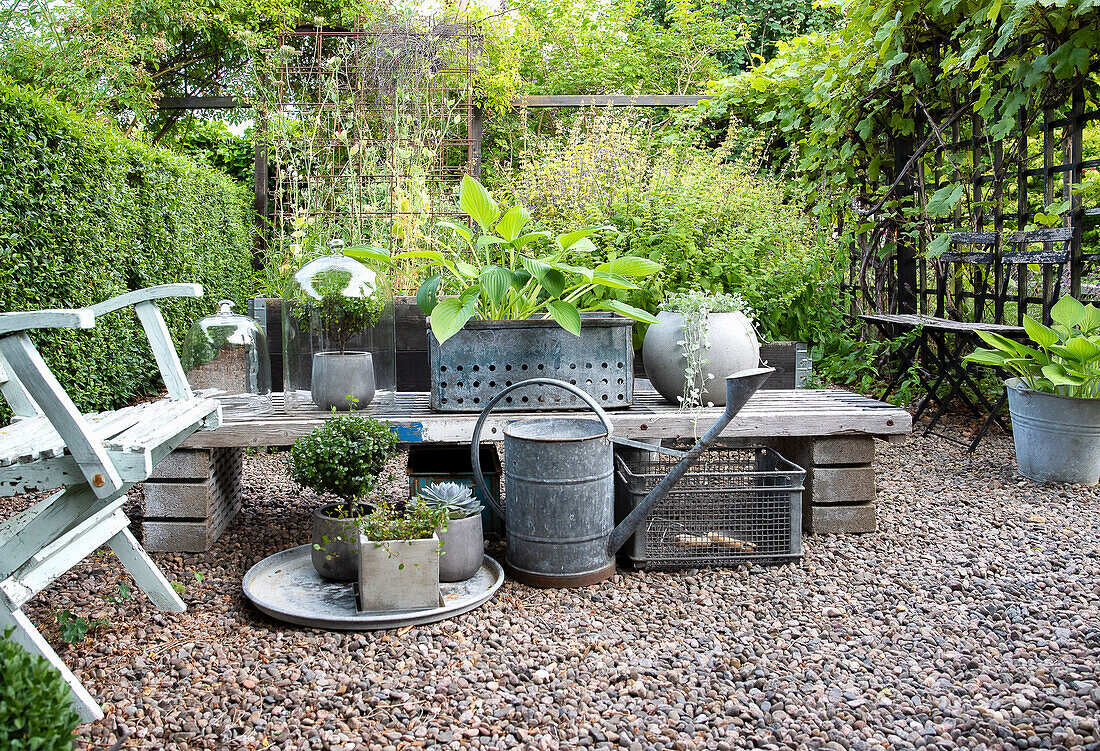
[419,481,485,582]
[642,291,760,408]
[965,295,1100,485]
[355,499,448,614]
[290,413,401,580]
[347,175,662,411]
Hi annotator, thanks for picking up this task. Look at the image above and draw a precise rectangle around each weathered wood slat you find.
[0,308,95,336]
[859,313,1024,334]
[106,400,220,453]
[1004,227,1072,244]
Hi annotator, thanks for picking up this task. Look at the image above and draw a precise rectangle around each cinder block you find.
[144,479,215,517]
[811,436,875,466]
[142,447,243,552]
[150,449,213,480]
[810,466,877,504]
[808,503,877,534]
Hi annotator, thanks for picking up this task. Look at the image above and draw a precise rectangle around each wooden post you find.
[1070,85,1084,300]
[894,134,918,313]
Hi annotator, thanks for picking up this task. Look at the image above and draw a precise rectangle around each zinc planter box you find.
[428,314,635,412]
[355,534,441,614]
[1006,378,1100,486]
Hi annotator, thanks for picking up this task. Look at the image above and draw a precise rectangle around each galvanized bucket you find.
[1006,378,1100,485]
[472,379,618,587]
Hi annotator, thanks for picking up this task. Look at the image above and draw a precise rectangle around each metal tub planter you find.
[428,314,635,412]
[1006,378,1100,485]
[355,534,441,614]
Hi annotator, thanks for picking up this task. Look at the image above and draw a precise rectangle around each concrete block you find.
[150,449,212,480]
[144,479,214,517]
[811,436,875,466]
[808,503,877,535]
[810,466,877,504]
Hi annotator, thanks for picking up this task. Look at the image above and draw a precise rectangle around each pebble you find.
[5,420,1098,750]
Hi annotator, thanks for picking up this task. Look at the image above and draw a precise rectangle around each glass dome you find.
[282,249,395,412]
[181,300,273,417]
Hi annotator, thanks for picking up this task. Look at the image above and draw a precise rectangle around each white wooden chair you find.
[0,284,221,721]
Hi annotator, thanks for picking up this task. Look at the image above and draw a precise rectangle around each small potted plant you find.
[642,290,760,408]
[356,499,448,614]
[965,294,1100,485]
[290,413,401,581]
[306,273,385,410]
[419,482,485,582]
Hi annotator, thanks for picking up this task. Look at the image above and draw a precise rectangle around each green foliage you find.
[409,175,661,344]
[966,295,1100,397]
[0,83,255,425]
[358,498,448,543]
[166,120,255,186]
[297,267,386,355]
[289,414,400,503]
[54,610,107,645]
[702,0,1100,253]
[497,115,843,347]
[811,325,925,407]
[0,628,81,750]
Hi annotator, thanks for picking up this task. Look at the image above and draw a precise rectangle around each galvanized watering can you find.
[471,368,774,587]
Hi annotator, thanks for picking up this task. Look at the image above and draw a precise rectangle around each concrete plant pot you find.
[311,502,368,582]
[355,533,441,614]
[642,311,760,406]
[438,514,484,582]
[1006,378,1100,485]
[312,351,375,411]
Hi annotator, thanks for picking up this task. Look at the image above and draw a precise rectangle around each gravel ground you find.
[8,418,1100,751]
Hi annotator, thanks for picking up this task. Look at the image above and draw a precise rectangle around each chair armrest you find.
[89,283,203,316]
[0,309,95,336]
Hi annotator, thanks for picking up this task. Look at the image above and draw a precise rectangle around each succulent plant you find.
[418,481,484,519]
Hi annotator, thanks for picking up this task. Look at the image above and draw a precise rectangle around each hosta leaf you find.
[343,245,390,264]
[608,256,662,278]
[597,300,661,324]
[591,271,639,290]
[1061,336,1100,363]
[429,294,478,345]
[416,274,442,315]
[964,348,1009,367]
[1023,315,1059,349]
[512,231,551,250]
[1042,363,1086,386]
[479,266,512,306]
[1082,303,1100,333]
[392,249,446,263]
[459,174,499,231]
[1051,295,1086,329]
[520,255,552,281]
[455,259,481,278]
[546,300,582,336]
[550,262,594,282]
[436,220,472,245]
[558,225,616,251]
[541,269,567,298]
[975,330,1023,354]
[495,204,531,241]
[476,235,509,250]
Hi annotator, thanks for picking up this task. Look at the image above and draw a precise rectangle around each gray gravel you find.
[9,421,1100,750]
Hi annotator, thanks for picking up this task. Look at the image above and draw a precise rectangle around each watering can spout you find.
[606,366,774,557]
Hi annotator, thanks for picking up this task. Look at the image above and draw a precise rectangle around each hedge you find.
[0,83,255,423]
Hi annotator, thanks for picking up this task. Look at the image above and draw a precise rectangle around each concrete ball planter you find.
[355,533,441,614]
[311,502,365,582]
[1006,378,1100,486]
[311,351,376,411]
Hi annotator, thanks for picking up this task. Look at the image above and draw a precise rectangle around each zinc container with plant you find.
[965,295,1100,485]
[290,413,401,581]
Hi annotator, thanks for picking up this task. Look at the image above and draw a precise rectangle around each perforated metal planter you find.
[427,314,635,412]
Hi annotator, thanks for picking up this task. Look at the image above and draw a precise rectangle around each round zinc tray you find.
[243,545,504,631]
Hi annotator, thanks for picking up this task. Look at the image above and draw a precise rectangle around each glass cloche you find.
[282,248,395,412]
[181,300,273,417]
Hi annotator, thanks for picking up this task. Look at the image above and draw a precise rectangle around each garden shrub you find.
[0,630,81,750]
[0,82,255,424]
[496,115,846,346]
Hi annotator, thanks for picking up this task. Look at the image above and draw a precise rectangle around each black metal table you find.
[859,313,1026,451]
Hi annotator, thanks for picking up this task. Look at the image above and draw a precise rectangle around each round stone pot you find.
[438,513,484,582]
[1006,378,1100,486]
[312,351,375,411]
[642,311,760,406]
[312,502,369,581]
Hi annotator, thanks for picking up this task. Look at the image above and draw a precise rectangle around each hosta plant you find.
[364,174,662,344]
[965,295,1100,399]
[418,481,483,519]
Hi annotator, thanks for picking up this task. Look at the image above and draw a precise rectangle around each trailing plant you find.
[289,414,401,512]
[965,295,1100,398]
[359,499,449,543]
[0,628,81,751]
[661,291,755,409]
[387,175,662,345]
[418,481,483,520]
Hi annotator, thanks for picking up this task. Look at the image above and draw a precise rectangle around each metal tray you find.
[242,545,504,630]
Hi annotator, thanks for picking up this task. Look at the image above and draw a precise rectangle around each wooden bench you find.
[0,284,221,721]
[165,388,911,544]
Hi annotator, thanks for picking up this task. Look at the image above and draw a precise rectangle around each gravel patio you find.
[13,420,1100,751]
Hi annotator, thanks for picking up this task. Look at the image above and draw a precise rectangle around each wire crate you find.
[614,444,804,569]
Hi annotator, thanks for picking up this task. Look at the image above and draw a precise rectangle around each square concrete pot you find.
[355,533,441,614]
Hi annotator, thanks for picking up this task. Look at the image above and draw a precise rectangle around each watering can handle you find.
[470,378,616,521]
